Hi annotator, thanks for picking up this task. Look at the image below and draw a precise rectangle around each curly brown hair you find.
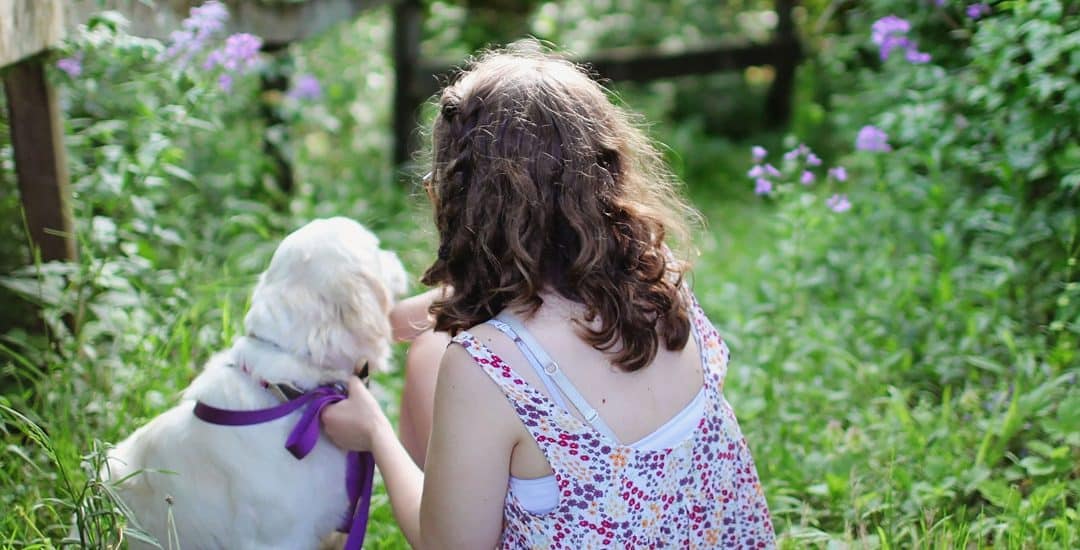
[421,44,703,372]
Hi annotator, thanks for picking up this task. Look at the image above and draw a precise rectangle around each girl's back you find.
[452,291,774,548]
[469,292,705,479]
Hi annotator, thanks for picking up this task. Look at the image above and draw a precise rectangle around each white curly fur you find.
[103,217,407,549]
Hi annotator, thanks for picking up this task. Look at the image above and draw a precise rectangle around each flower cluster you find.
[56,54,83,77]
[966,3,992,19]
[855,125,891,152]
[288,74,323,101]
[748,161,781,195]
[159,1,229,65]
[826,194,852,213]
[748,145,852,213]
[930,2,993,20]
[203,33,264,91]
[157,1,264,91]
[871,15,931,64]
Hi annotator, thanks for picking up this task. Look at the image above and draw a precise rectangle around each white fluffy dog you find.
[103,217,406,549]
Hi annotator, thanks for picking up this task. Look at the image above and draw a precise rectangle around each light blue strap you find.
[486,318,570,411]
[492,312,621,444]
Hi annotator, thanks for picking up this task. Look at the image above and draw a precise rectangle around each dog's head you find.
[244,217,407,377]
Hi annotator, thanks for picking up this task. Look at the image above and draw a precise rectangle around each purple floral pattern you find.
[452,291,774,548]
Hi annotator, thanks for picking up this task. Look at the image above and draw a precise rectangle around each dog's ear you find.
[309,267,394,374]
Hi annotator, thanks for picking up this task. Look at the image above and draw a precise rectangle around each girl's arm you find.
[322,344,514,548]
[389,287,450,342]
[418,344,515,546]
[365,411,425,547]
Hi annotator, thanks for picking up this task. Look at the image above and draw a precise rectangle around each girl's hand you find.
[390,286,452,342]
[321,377,392,452]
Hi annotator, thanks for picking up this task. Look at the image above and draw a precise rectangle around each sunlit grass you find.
[2,4,1078,549]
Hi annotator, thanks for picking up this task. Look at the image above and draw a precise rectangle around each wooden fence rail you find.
[395,0,802,163]
[2,0,802,266]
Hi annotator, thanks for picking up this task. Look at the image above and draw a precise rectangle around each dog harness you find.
[193,382,374,550]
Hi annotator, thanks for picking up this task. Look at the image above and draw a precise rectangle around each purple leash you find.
[193,385,374,550]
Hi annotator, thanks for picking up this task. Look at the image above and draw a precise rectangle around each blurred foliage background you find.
[1,0,1077,547]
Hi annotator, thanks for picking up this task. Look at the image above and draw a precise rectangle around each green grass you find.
[2,5,1078,549]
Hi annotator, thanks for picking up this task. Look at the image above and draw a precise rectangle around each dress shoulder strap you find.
[489,313,621,443]
[450,331,621,452]
[484,318,569,411]
[450,331,557,419]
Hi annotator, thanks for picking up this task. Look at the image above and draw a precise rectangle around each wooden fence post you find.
[393,0,423,167]
[766,0,799,127]
[3,56,77,262]
[260,47,295,195]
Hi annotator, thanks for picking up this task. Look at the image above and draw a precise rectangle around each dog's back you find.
[103,218,405,548]
[107,350,351,549]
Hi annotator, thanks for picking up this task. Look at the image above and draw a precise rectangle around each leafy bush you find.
[714,0,1080,545]
[0,6,424,546]
[1,0,1076,548]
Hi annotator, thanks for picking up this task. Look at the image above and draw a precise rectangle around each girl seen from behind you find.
[322,43,775,549]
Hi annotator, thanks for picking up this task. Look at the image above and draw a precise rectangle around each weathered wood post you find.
[393,0,423,167]
[1,0,77,262]
[259,46,295,195]
[766,0,799,127]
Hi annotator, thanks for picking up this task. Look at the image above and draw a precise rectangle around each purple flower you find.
[800,171,815,185]
[56,54,83,77]
[204,33,262,72]
[828,166,848,182]
[160,1,229,64]
[966,3,991,19]
[747,165,765,178]
[202,49,224,70]
[905,49,932,64]
[871,15,931,64]
[871,15,911,46]
[856,125,892,152]
[754,178,773,195]
[288,74,323,100]
[751,146,767,161]
[218,73,234,91]
[189,0,228,26]
[826,194,852,213]
[784,144,809,162]
[162,29,193,62]
[878,34,913,61]
[764,164,781,177]
[805,153,822,166]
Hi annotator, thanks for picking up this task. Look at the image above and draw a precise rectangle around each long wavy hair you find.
[421,44,702,372]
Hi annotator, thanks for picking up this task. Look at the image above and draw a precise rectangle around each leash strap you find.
[193,390,316,427]
[343,451,375,550]
[193,385,375,548]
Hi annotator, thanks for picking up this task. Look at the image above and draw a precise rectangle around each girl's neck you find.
[525,290,593,326]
